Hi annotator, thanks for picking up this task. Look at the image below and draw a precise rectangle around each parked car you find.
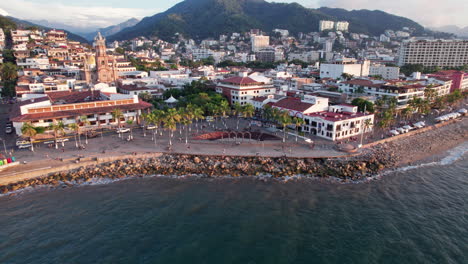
[18,143,32,149]
[146,125,157,130]
[389,130,400,136]
[116,128,130,133]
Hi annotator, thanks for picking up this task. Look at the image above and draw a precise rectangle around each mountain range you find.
[108,0,426,42]
[430,25,468,38]
[80,18,140,41]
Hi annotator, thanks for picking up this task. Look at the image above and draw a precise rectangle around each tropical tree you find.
[180,108,193,144]
[126,119,134,140]
[219,100,230,129]
[192,107,204,132]
[424,88,438,102]
[111,109,124,137]
[163,108,181,146]
[49,121,65,149]
[111,109,124,128]
[401,107,413,121]
[262,104,273,122]
[377,110,394,128]
[80,116,91,144]
[67,123,80,148]
[242,103,255,128]
[277,110,292,143]
[292,117,305,142]
[232,102,244,130]
[21,122,37,152]
[140,113,149,137]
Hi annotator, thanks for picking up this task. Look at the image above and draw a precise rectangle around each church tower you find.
[94,32,117,84]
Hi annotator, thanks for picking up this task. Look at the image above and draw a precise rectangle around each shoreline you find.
[0,118,466,194]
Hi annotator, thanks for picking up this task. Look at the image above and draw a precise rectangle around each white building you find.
[320,59,370,79]
[17,57,51,70]
[319,20,335,32]
[369,64,400,80]
[303,104,374,141]
[251,35,270,52]
[335,21,349,32]
[216,72,276,105]
[398,39,468,67]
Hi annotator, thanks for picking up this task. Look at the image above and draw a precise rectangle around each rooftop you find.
[272,97,314,112]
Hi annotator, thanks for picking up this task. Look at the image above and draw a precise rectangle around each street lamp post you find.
[0,137,7,157]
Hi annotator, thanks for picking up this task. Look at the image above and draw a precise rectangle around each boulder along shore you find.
[1,118,466,194]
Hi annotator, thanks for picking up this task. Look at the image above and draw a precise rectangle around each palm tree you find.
[262,104,273,122]
[277,110,292,143]
[49,121,65,149]
[401,107,413,121]
[232,102,243,130]
[378,110,394,128]
[80,116,91,144]
[111,109,124,137]
[219,100,230,129]
[126,119,134,140]
[140,113,149,137]
[21,122,37,152]
[243,103,255,120]
[292,117,305,142]
[424,88,438,102]
[163,108,181,146]
[192,107,204,132]
[67,123,80,148]
[180,108,193,144]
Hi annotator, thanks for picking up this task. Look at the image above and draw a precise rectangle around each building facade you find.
[398,39,468,67]
[216,73,275,105]
[251,35,270,52]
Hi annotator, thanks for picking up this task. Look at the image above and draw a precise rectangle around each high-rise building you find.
[251,35,270,52]
[319,20,335,32]
[334,21,349,32]
[398,39,468,67]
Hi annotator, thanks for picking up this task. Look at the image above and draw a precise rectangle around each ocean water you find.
[0,149,467,264]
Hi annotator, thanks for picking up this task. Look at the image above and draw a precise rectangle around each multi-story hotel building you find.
[397,39,468,67]
[251,35,270,52]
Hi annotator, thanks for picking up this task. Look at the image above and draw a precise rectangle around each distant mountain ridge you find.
[3,15,89,43]
[430,25,468,38]
[108,0,426,42]
[81,18,140,41]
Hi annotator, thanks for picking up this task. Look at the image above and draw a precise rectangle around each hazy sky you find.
[0,0,466,30]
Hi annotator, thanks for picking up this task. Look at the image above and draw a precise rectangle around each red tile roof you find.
[12,101,152,122]
[46,90,99,104]
[306,111,370,122]
[251,96,268,102]
[272,97,313,112]
[221,76,261,85]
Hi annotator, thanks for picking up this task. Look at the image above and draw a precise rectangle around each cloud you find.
[0,7,8,16]
[317,0,468,27]
[0,0,160,30]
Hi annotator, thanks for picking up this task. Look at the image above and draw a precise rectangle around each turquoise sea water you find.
[0,149,467,264]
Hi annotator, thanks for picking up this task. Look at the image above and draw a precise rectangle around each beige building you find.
[398,39,468,67]
[251,35,270,52]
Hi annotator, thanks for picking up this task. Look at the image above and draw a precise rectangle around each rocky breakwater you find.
[0,149,397,194]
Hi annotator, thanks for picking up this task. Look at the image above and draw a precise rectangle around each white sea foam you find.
[386,141,468,174]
